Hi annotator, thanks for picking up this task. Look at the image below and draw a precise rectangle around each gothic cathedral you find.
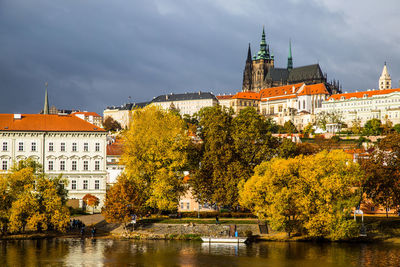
[242,28,341,95]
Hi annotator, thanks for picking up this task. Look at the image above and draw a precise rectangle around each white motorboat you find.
[201,237,248,243]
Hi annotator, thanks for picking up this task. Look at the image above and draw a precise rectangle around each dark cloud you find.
[0,0,399,114]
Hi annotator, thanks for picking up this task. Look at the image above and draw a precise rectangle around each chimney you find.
[13,114,21,120]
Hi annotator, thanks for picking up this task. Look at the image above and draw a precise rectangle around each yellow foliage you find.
[239,150,363,240]
[121,106,189,211]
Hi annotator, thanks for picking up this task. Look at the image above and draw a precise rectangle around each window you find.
[83,161,88,171]
[84,143,89,152]
[72,161,77,171]
[48,161,54,171]
[83,180,88,190]
[18,142,24,151]
[2,142,7,151]
[31,142,36,152]
[72,143,77,152]
[371,207,375,211]
[2,161,7,170]
[60,160,65,171]
[71,180,76,190]
[186,202,190,210]
[95,143,100,152]
[49,142,53,152]
[95,161,100,171]
[60,142,66,152]
[180,202,184,209]
[95,180,99,190]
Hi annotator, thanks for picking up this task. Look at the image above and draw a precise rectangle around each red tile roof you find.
[217,95,234,100]
[298,83,329,96]
[232,92,260,100]
[0,114,105,132]
[107,140,123,156]
[260,83,304,99]
[328,88,400,101]
[260,83,328,101]
[72,111,101,117]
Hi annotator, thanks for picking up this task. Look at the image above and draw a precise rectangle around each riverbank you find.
[2,214,400,243]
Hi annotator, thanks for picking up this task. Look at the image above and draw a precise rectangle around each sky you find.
[1,0,399,114]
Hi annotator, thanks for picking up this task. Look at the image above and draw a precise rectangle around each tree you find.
[240,150,362,240]
[351,118,363,135]
[102,176,146,229]
[103,116,122,131]
[363,119,382,136]
[361,133,400,217]
[6,162,69,233]
[231,107,279,167]
[190,105,238,207]
[121,105,189,212]
[83,194,100,213]
[283,120,297,134]
[303,123,315,138]
[316,111,343,131]
[393,124,400,133]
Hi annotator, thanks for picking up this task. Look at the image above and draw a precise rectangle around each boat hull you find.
[201,237,248,243]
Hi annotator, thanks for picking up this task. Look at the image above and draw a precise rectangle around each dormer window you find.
[341,96,345,100]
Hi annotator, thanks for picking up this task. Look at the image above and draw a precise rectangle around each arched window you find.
[303,100,306,110]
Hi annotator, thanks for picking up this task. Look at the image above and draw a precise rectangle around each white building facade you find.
[0,114,107,209]
[151,92,218,116]
[259,83,329,130]
[317,88,400,127]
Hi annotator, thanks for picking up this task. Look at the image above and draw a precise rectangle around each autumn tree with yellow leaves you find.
[0,159,70,234]
[239,150,363,240]
[120,106,189,212]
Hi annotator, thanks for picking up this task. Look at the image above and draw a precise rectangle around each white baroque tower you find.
[379,62,392,90]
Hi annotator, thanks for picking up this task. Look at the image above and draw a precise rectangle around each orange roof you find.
[217,95,234,100]
[107,140,123,156]
[232,92,260,100]
[260,83,304,99]
[0,114,105,132]
[328,88,400,101]
[72,111,101,117]
[260,83,328,101]
[298,83,329,96]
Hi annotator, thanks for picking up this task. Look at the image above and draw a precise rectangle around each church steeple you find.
[287,39,293,70]
[242,43,253,92]
[379,62,391,90]
[246,43,252,62]
[256,26,270,60]
[43,82,49,114]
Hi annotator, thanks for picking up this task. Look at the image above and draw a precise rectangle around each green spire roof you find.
[255,26,271,60]
[43,82,49,115]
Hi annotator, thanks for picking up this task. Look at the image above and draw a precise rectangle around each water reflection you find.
[1,238,400,266]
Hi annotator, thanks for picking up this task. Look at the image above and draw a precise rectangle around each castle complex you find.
[242,28,342,95]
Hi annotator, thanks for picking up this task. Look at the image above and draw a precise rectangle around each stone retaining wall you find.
[130,223,260,237]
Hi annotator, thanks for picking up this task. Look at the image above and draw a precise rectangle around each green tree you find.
[363,118,382,136]
[283,120,297,134]
[121,105,189,211]
[393,124,400,133]
[351,118,363,135]
[191,105,238,207]
[240,150,362,240]
[103,116,122,131]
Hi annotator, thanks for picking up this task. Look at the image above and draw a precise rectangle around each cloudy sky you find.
[1,0,399,114]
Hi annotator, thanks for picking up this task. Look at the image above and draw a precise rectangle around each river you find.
[1,238,399,266]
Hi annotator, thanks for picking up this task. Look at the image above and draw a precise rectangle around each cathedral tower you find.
[251,27,274,92]
[379,62,392,90]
